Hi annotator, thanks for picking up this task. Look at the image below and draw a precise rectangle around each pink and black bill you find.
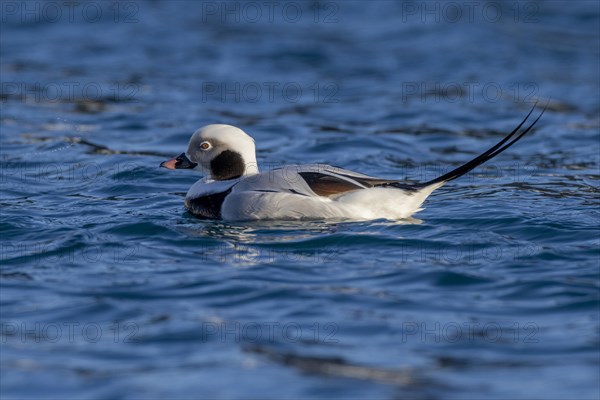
[160,153,198,170]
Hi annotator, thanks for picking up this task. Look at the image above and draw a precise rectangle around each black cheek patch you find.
[210,150,245,180]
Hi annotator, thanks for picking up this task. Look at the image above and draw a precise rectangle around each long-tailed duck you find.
[160,105,544,221]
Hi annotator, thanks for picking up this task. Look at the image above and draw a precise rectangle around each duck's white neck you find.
[235,146,259,178]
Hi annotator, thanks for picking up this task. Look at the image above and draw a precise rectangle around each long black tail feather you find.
[422,102,546,187]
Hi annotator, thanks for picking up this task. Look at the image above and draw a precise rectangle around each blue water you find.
[1,1,599,399]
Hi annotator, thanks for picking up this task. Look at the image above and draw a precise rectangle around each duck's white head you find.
[161,124,258,180]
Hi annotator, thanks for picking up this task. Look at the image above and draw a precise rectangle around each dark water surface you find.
[1,1,599,399]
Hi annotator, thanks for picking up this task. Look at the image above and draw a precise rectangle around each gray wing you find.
[297,164,415,195]
[250,164,415,198]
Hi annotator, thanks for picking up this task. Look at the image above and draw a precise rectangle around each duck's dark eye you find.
[200,142,211,150]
